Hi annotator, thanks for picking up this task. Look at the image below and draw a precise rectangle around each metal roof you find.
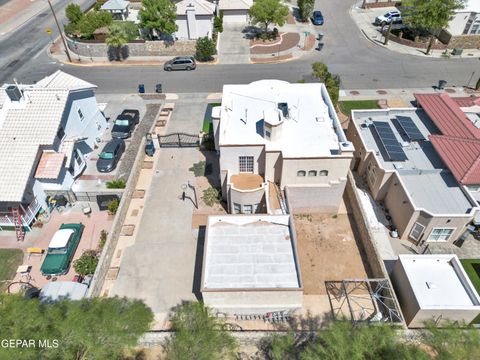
[35,151,65,179]
[100,0,129,11]
[415,93,480,139]
[0,71,96,202]
[430,135,480,185]
[452,96,480,108]
[40,281,88,302]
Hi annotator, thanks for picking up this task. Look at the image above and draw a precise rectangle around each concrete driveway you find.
[110,94,209,326]
[218,24,251,64]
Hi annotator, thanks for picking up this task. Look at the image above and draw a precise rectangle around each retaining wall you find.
[362,0,399,9]
[66,36,196,58]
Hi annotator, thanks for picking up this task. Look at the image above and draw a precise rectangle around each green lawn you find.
[202,103,221,133]
[338,100,380,116]
[0,248,24,292]
[460,259,480,324]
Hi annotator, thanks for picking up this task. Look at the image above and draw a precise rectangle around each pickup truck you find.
[40,223,84,276]
[111,109,140,139]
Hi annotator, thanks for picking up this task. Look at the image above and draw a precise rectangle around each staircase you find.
[11,208,24,242]
[273,183,288,214]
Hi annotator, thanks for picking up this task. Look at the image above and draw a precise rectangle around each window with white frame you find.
[243,204,253,214]
[297,170,306,177]
[239,156,254,172]
[308,170,317,176]
[427,228,455,242]
[319,170,328,176]
[233,203,241,214]
[409,222,425,241]
[78,108,84,120]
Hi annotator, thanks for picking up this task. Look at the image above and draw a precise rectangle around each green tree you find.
[78,10,113,39]
[298,0,314,22]
[73,250,99,276]
[164,302,237,360]
[66,3,83,25]
[421,320,480,360]
[139,0,178,39]
[106,22,130,61]
[0,294,154,360]
[249,0,289,32]
[402,0,466,54]
[214,15,223,33]
[311,62,340,107]
[195,36,217,62]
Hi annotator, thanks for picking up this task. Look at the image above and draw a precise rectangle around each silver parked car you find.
[164,56,196,71]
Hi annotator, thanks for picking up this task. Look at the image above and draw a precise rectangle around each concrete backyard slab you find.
[1,205,113,291]
[218,24,251,64]
[108,94,211,328]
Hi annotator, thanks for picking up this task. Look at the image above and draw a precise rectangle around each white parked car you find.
[374,10,401,26]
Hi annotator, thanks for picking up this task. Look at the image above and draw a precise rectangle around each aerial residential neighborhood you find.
[1,0,480,359]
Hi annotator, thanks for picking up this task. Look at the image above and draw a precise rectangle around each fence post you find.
[178,133,182,147]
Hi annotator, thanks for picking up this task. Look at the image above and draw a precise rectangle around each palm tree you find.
[106,23,129,61]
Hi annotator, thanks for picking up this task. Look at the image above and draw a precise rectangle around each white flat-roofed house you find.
[391,254,480,327]
[175,0,216,40]
[201,214,303,315]
[0,71,107,233]
[212,80,354,215]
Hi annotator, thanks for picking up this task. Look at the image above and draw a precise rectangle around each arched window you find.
[319,170,329,176]
[297,170,306,177]
[308,170,317,176]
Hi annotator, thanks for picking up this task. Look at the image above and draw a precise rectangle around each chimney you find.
[5,85,22,102]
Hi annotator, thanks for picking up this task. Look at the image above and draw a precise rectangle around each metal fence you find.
[157,133,200,148]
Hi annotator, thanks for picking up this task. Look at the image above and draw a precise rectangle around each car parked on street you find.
[111,109,140,139]
[40,223,84,276]
[312,11,324,25]
[97,138,126,173]
[374,10,401,26]
[164,56,196,71]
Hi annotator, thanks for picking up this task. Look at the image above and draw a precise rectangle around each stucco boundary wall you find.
[66,36,196,58]
[361,0,399,9]
[87,105,163,298]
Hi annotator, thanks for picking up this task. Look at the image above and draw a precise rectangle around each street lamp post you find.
[47,0,72,62]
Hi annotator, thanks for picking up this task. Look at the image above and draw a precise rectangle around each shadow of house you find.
[192,225,206,300]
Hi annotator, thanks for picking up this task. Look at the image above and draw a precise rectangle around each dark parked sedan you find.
[96,138,125,173]
[312,11,324,25]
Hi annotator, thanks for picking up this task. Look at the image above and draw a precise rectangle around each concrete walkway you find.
[108,94,208,329]
[218,24,251,64]
[350,2,480,59]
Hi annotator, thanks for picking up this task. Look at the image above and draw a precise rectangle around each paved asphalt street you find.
[0,0,479,93]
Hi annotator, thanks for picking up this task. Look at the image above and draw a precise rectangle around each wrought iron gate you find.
[157,133,200,148]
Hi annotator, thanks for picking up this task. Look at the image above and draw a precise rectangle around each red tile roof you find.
[415,93,480,139]
[430,135,480,185]
[451,96,480,107]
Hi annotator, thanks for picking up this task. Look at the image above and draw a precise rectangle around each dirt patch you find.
[294,213,369,295]
[250,33,300,54]
[302,34,316,51]
[287,12,296,24]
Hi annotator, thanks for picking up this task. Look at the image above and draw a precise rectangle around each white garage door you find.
[222,10,249,24]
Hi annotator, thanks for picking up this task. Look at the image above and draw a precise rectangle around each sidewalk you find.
[350,2,480,59]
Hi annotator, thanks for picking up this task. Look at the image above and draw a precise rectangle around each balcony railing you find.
[0,198,41,230]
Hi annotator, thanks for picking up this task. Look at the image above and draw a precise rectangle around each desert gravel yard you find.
[294,212,370,295]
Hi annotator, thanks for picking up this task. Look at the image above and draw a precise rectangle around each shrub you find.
[202,187,220,207]
[107,198,119,215]
[66,3,83,25]
[98,230,108,250]
[73,250,99,276]
[77,10,113,39]
[213,16,223,33]
[106,179,126,188]
[195,36,217,62]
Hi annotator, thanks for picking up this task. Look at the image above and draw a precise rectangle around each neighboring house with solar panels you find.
[211,80,354,215]
[347,94,480,245]
[0,71,107,233]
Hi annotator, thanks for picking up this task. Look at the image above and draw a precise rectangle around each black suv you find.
[111,109,140,139]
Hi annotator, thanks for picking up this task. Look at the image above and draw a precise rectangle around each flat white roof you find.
[49,229,74,249]
[398,254,480,308]
[219,80,352,157]
[40,281,88,302]
[203,215,300,290]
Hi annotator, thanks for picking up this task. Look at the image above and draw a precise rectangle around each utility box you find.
[452,48,463,56]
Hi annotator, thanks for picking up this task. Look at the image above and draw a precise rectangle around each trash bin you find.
[317,32,324,40]
[138,84,145,93]
[452,48,463,56]
[438,80,447,90]
[155,83,163,93]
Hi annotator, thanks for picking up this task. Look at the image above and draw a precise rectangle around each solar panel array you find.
[372,121,407,161]
[396,116,425,141]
